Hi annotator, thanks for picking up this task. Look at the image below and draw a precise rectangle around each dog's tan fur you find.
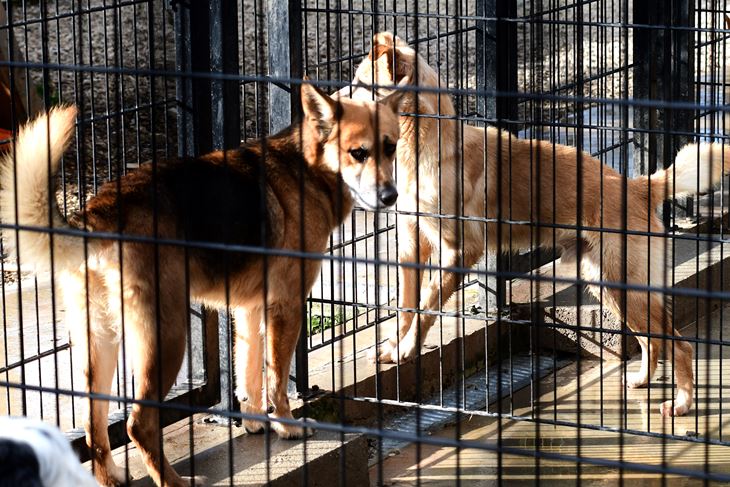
[0,82,403,486]
[344,31,730,417]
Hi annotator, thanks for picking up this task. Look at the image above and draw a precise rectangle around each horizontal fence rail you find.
[0,0,730,485]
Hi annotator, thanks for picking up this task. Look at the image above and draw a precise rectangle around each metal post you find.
[174,0,243,409]
[267,0,307,395]
[475,0,496,124]
[634,1,694,224]
[267,0,303,132]
[174,0,212,156]
[495,0,519,131]
[210,0,242,150]
[476,0,517,317]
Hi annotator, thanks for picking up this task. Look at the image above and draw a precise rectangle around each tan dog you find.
[0,81,403,486]
[342,31,730,417]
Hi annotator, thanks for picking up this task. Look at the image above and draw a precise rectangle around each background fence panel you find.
[0,0,729,484]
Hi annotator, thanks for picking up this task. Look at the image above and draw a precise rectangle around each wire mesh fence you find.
[1,0,730,485]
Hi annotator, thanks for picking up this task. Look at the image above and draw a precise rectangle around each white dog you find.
[0,416,97,486]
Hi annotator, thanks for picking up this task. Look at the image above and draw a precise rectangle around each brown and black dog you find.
[342,31,730,418]
[0,80,404,486]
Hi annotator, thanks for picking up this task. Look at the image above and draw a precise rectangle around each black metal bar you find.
[171,0,222,408]
[267,0,307,395]
[209,0,241,150]
[495,0,519,131]
[174,0,212,157]
[267,0,303,133]
[475,0,496,120]
[633,0,695,176]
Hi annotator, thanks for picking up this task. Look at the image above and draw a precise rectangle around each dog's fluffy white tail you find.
[645,142,730,203]
[0,105,85,273]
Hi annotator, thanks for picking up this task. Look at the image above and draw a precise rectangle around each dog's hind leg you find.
[618,291,691,416]
[657,319,693,417]
[580,251,661,389]
[622,336,660,389]
[123,251,200,487]
[84,336,122,486]
[233,306,265,434]
[370,220,431,363]
[64,271,124,487]
[587,238,692,416]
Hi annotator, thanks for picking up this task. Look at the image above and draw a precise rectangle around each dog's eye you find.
[384,141,397,157]
[349,147,369,163]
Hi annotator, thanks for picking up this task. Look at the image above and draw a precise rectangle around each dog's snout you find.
[378,184,398,207]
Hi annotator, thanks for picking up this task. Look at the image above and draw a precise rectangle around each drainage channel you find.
[372,352,572,463]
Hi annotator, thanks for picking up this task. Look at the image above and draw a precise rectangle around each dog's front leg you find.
[264,304,313,439]
[370,219,431,363]
[233,306,265,434]
[390,245,481,364]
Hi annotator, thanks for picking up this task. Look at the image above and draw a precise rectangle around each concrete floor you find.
[3,208,730,485]
[373,306,730,486]
[109,417,367,486]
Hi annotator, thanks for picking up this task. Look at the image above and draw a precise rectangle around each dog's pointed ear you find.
[301,76,340,139]
[369,32,414,83]
[371,32,396,61]
[379,74,411,113]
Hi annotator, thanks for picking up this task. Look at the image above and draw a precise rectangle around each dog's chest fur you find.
[395,124,487,248]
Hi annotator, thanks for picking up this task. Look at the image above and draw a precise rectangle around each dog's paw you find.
[95,462,126,486]
[660,399,690,417]
[243,418,265,434]
[273,419,316,439]
[391,333,418,364]
[623,371,649,389]
[368,335,420,364]
[368,339,396,364]
[241,401,265,434]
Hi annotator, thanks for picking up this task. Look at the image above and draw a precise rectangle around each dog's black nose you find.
[378,185,398,207]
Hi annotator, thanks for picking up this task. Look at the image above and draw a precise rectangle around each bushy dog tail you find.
[643,142,730,205]
[0,105,87,273]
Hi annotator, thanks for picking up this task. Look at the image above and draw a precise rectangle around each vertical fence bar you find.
[208,0,241,412]
[495,0,519,132]
[475,0,497,123]
[267,0,307,395]
[175,1,212,157]
[475,0,517,318]
[268,0,303,133]
[475,0,499,318]
[633,0,695,178]
[496,0,519,327]
[210,0,241,151]
[173,0,223,407]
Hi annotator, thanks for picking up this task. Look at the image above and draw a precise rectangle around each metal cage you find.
[1,0,730,485]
